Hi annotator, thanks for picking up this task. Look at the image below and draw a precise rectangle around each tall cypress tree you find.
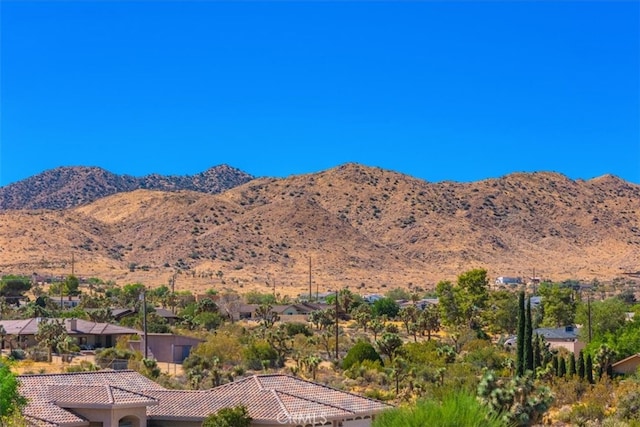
[516,291,525,376]
[524,297,534,372]
[533,333,541,370]
[559,357,567,377]
[586,353,594,384]
[568,353,576,377]
[552,354,559,376]
[577,350,585,380]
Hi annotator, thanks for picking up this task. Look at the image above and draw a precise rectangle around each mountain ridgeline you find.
[0,163,639,293]
[0,165,254,210]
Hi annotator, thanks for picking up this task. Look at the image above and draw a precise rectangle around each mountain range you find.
[1,163,639,296]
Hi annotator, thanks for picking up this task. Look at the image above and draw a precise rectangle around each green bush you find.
[342,340,383,370]
[373,391,507,427]
[243,340,279,370]
[284,322,312,337]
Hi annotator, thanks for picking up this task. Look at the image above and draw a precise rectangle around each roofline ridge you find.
[271,388,291,419]
[275,389,356,414]
[257,373,394,406]
[106,384,115,404]
[253,375,264,390]
[110,385,160,402]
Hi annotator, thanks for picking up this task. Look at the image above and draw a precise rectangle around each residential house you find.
[0,318,141,350]
[50,296,83,309]
[534,325,585,354]
[113,308,181,325]
[236,302,329,322]
[612,353,640,375]
[18,370,392,427]
[495,277,522,286]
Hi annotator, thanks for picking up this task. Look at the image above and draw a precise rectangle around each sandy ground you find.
[2,351,183,376]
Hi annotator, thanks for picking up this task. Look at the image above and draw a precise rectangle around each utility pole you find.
[170,273,176,315]
[71,252,75,276]
[309,257,312,301]
[335,289,339,360]
[587,292,592,343]
[140,289,148,359]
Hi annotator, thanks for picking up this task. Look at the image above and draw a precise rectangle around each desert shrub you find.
[462,340,506,370]
[550,377,589,407]
[364,388,395,402]
[9,349,25,361]
[243,340,278,370]
[95,347,135,369]
[616,387,640,422]
[284,322,312,337]
[569,403,606,426]
[65,360,98,373]
[342,340,383,370]
[374,391,507,427]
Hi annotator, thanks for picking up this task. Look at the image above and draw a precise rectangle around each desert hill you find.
[0,163,639,296]
[0,164,254,210]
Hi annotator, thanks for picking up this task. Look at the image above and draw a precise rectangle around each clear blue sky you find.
[1,0,639,186]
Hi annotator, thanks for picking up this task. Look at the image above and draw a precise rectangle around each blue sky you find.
[1,0,639,186]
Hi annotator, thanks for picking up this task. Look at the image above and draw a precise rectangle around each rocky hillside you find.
[0,163,638,296]
[0,165,254,210]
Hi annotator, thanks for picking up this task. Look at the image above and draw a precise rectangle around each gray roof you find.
[0,318,141,336]
[534,325,579,340]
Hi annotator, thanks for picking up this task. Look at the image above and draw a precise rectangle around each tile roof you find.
[18,371,391,426]
[49,385,158,408]
[0,318,141,336]
[19,371,164,426]
[24,415,65,427]
[146,374,390,423]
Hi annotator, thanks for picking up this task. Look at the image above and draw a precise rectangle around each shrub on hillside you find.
[373,391,507,427]
[342,340,383,370]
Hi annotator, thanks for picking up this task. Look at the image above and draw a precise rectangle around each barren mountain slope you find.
[1,164,639,295]
[0,165,254,210]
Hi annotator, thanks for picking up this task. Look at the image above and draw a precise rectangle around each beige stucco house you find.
[612,353,640,375]
[19,370,392,427]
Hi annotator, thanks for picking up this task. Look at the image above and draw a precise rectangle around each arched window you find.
[118,415,140,427]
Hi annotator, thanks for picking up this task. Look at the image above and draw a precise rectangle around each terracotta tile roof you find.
[24,403,87,426]
[255,374,391,414]
[24,415,65,427]
[18,371,390,425]
[49,385,158,408]
[145,374,390,423]
[18,371,164,426]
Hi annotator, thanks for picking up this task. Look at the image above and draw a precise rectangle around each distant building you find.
[0,318,141,350]
[495,276,522,286]
[534,325,585,354]
[363,294,383,304]
[50,295,83,309]
[612,353,640,375]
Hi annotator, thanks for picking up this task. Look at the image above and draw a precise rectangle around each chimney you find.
[66,318,77,331]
